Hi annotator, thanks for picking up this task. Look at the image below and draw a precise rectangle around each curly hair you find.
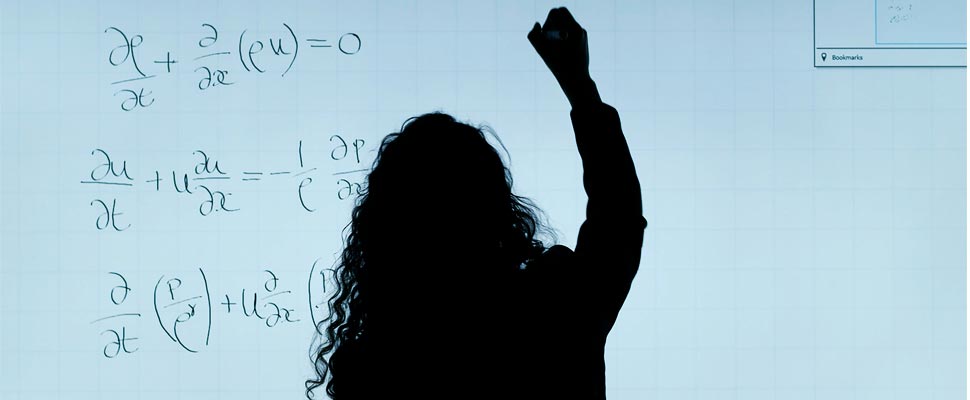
[305,112,556,399]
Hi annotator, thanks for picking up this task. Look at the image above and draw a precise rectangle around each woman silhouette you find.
[307,7,646,399]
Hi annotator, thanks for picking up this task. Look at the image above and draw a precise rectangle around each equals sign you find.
[306,39,331,48]
[242,172,263,181]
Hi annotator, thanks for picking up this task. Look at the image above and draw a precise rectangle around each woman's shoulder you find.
[522,244,575,272]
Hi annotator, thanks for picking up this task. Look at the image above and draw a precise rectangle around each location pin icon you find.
[821,52,827,61]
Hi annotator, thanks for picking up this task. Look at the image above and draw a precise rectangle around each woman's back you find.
[331,222,645,399]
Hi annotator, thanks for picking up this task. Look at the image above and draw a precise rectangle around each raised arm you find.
[529,7,646,339]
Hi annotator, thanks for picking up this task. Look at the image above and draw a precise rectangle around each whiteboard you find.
[1,1,966,399]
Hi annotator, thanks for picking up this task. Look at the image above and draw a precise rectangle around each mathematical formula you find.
[885,1,914,24]
[81,135,370,231]
[91,259,335,358]
[105,23,361,111]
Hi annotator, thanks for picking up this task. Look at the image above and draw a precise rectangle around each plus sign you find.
[153,51,178,73]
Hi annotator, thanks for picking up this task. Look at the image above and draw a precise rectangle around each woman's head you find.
[306,112,554,398]
[363,112,515,258]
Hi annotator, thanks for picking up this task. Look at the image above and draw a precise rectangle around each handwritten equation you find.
[105,23,362,111]
[80,135,369,231]
[91,259,334,357]
[885,1,914,24]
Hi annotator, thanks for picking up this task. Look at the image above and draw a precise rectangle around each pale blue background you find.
[1,1,966,399]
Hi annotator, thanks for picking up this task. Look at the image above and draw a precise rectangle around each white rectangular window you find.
[814,0,967,67]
